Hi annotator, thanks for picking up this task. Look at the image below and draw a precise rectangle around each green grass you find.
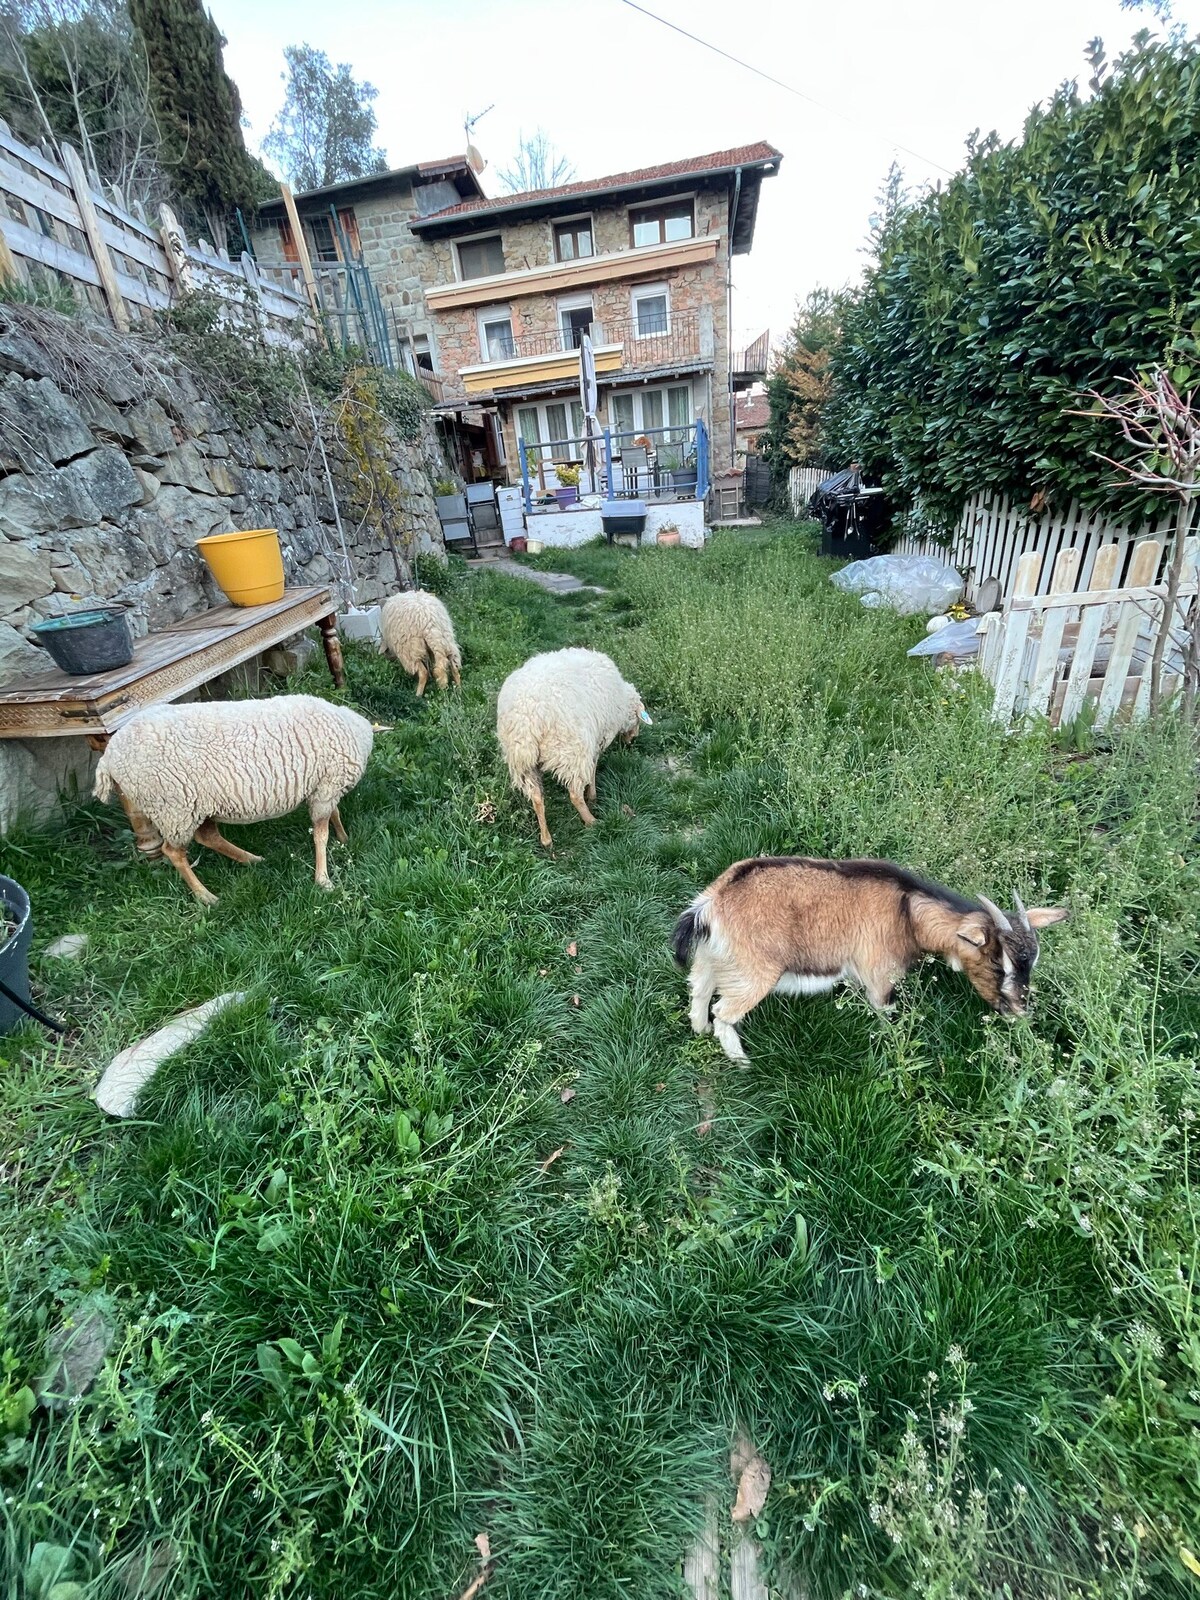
[2,523,1199,1599]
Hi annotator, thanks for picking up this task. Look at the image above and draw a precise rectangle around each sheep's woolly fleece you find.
[379,591,461,678]
[93,695,374,846]
[496,648,644,797]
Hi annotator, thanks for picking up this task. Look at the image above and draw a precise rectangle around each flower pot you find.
[0,874,32,1036]
[196,528,284,607]
[509,536,528,554]
[657,530,681,546]
[554,487,579,508]
[30,608,133,675]
[526,539,545,555]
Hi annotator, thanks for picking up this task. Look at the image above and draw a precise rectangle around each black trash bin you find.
[808,469,888,560]
[0,875,32,1036]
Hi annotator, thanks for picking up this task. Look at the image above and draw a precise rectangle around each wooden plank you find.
[97,212,171,276]
[1096,539,1163,726]
[683,1496,719,1600]
[1,213,101,284]
[280,183,326,343]
[1059,543,1123,726]
[0,122,69,184]
[0,152,82,230]
[990,550,1043,721]
[0,210,17,286]
[0,588,333,736]
[1027,545,1082,715]
[1010,580,1198,612]
[60,142,128,331]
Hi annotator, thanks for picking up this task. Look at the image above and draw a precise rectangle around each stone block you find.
[126,399,176,455]
[0,468,97,537]
[0,374,94,470]
[65,448,142,521]
[0,734,96,833]
[158,442,214,495]
[0,618,45,684]
[264,633,317,677]
[204,459,243,495]
[0,538,55,607]
[134,467,160,506]
[0,321,48,380]
[200,431,230,458]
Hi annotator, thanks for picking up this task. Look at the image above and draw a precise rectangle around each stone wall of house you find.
[0,311,450,833]
[421,187,734,477]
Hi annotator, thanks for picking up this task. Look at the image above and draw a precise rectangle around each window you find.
[557,295,594,350]
[457,234,505,280]
[305,208,360,264]
[608,383,692,450]
[629,199,694,248]
[544,403,568,446]
[516,401,587,468]
[554,218,593,262]
[478,307,515,362]
[632,285,669,337]
[411,334,433,374]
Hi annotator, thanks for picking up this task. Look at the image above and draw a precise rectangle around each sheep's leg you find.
[585,770,597,804]
[414,662,429,697]
[523,771,552,849]
[116,786,163,858]
[162,841,219,907]
[312,814,334,890]
[451,657,462,687]
[330,805,348,843]
[432,651,449,690]
[568,787,596,827]
[711,978,776,1066]
[195,819,263,865]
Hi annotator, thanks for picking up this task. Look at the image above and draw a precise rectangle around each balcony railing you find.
[732,329,770,381]
[480,311,707,372]
[516,419,710,515]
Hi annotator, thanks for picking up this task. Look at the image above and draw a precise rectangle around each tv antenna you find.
[464,104,493,173]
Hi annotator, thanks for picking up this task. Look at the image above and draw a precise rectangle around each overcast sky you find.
[210,0,1196,350]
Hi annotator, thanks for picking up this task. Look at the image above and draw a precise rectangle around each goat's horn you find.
[977,895,1013,934]
[1013,891,1032,932]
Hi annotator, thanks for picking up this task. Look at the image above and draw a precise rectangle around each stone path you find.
[468,556,607,596]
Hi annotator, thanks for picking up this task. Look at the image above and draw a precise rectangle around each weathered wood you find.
[280,183,327,343]
[990,550,1043,721]
[0,150,83,230]
[60,142,128,331]
[318,613,346,689]
[158,202,193,294]
[1027,544,1082,714]
[1096,538,1163,726]
[683,1495,719,1600]
[1059,542,1122,726]
[0,214,17,286]
[0,588,336,738]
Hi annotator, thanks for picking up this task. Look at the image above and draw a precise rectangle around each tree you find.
[0,0,166,207]
[496,129,574,193]
[262,44,386,192]
[128,0,272,248]
[760,288,842,479]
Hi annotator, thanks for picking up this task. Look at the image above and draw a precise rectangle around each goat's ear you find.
[956,913,989,948]
[1024,906,1069,928]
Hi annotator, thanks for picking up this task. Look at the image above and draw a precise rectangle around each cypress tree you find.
[129,0,274,248]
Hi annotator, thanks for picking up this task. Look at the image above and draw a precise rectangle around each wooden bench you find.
[0,586,345,749]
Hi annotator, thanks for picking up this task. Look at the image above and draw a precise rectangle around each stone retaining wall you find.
[0,308,451,831]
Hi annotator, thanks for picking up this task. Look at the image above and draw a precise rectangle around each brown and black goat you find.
[672,857,1068,1062]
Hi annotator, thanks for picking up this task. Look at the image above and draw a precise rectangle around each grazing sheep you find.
[674,856,1068,1061]
[496,647,648,848]
[93,695,374,905]
[380,590,461,695]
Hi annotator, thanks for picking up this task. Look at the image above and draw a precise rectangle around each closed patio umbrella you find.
[579,331,603,495]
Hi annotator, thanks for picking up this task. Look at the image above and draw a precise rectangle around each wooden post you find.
[318,614,346,688]
[158,202,194,295]
[60,142,129,331]
[280,183,327,346]
[0,220,18,289]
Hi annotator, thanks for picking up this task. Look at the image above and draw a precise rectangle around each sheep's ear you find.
[1024,906,1069,928]
[956,913,988,948]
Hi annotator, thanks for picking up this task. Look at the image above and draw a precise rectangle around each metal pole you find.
[518,439,531,516]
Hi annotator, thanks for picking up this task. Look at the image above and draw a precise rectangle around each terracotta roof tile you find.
[417,142,782,223]
[736,393,771,431]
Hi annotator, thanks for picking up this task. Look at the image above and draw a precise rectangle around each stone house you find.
[406,142,781,488]
[735,390,770,461]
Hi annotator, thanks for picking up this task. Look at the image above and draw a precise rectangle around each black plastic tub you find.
[601,499,647,541]
[0,875,32,1036]
[30,609,133,675]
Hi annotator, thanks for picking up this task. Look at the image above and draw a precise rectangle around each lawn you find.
[2,524,1198,1600]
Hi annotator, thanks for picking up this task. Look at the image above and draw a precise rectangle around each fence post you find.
[518,439,531,516]
[61,143,128,331]
[696,418,709,502]
[603,428,613,498]
[280,183,327,346]
[158,203,194,296]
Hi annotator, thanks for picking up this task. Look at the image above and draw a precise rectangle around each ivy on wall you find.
[823,32,1200,529]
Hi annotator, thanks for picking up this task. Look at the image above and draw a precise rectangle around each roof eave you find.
[256,160,481,217]
[411,153,782,234]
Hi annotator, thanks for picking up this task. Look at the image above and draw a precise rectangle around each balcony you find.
[457,311,711,398]
[731,329,770,390]
[423,234,720,311]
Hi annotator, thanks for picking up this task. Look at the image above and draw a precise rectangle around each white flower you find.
[946,1344,965,1367]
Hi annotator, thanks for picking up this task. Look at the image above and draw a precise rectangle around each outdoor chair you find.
[441,517,479,558]
[620,446,649,498]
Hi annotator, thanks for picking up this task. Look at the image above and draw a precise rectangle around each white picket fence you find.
[787,464,829,515]
[0,119,312,340]
[977,536,1198,727]
[891,488,1189,605]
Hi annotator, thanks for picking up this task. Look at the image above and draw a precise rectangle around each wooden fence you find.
[0,120,312,339]
[892,488,1189,605]
[977,536,1198,727]
[787,464,829,513]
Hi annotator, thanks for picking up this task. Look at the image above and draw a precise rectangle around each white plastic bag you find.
[831,554,964,616]
[907,618,982,659]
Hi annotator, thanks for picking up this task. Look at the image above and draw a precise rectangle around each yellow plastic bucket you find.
[196,528,285,607]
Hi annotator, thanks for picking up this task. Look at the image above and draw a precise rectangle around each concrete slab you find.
[469,558,607,596]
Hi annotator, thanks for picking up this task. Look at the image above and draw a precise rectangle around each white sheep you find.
[380,590,462,695]
[93,694,374,905]
[496,648,647,849]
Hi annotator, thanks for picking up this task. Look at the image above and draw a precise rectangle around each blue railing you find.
[517,418,709,515]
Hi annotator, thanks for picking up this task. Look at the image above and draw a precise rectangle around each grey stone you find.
[39,1297,113,1410]
[0,619,46,684]
[0,321,49,379]
[58,523,156,596]
[99,367,138,405]
[134,468,160,506]
[78,391,132,442]
[0,734,96,832]
[125,399,176,456]
[200,431,230,458]
[205,459,242,495]
[265,634,317,677]
[158,442,213,495]
[64,448,141,520]
[0,375,93,470]
[0,538,55,606]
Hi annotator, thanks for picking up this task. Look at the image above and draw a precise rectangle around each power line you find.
[614,0,955,177]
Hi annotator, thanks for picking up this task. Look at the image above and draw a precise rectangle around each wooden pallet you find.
[0,587,343,741]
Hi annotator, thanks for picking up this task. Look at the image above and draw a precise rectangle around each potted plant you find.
[433,477,467,523]
[655,521,681,547]
[554,463,582,508]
